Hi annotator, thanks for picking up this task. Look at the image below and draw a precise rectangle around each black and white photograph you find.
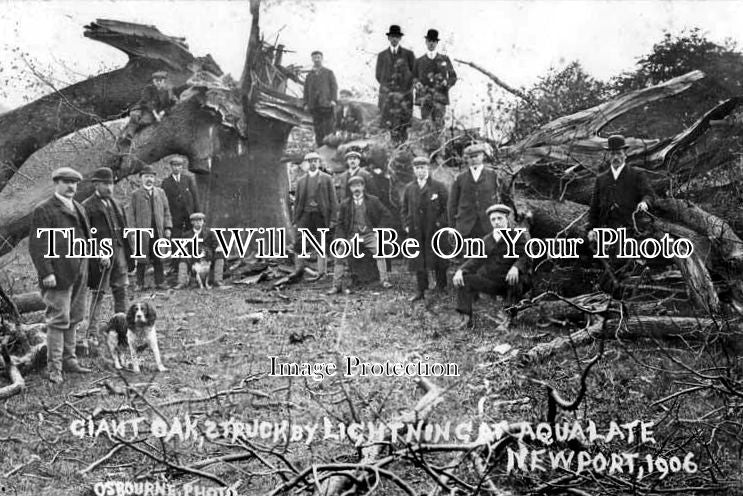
[0,0,742,494]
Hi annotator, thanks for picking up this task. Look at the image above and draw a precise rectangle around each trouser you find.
[88,245,129,335]
[420,98,447,132]
[168,219,190,278]
[42,271,88,374]
[415,266,448,293]
[381,91,413,144]
[295,211,329,273]
[456,273,509,316]
[311,107,334,147]
[121,109,155,140]
[333,232,389,287]
[136,238,165,286]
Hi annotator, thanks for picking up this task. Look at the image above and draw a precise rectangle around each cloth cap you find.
[486,204,512,216]
[51,167,83,182]
[152,71,168,79]
[348,175,366,186]
[411,156,430,167]
[169,156,187,165]
[304,152,321,161]
[345,150,362,160]
[604,134,629,151]
[139,165,156,176]
[463,143,488,156]
[190,212,205,221]
[311,50,323,57]
[90,167,114,183]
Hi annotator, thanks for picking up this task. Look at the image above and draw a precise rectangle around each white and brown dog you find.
[191,257,212,289]
[103,303,167,373]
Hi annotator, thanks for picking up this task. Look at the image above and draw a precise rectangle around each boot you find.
[174,262,189,289]
[212,259,226,287]
[63,326,91,374]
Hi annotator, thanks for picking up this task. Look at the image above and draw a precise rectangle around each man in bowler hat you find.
[81,167,133,341]
[413,29,457,135]
[29,167,93,383]
[375,25,416,144]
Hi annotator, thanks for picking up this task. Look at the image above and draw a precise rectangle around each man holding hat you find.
[29,167,93,383]
[401,155,449,302]
[303,51,338,147]
[375,25,416,144]
[452,204,529,329]
[328,174,393,294]
[175,212,226,289]
[587,135,654,241]
[81,167,133,341]
[413,29,457,134]
[121,70,177,142]
[293,152,337,277]
[335,150,376,204]
[449,143,510,240]
[128,165,172,291]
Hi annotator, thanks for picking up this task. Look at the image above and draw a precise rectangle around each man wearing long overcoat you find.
[303,51,338,147]
[401,156,449,302]
[375,25,416,144]
[413,29,457,133]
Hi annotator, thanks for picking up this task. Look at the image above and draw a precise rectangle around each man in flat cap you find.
[448,143,511,241]
[401,156,449,302]
[452,204,529,329]
[334,89,366,137]
[587,135,654,241]
[335,150,377,204]
[121,70,177,143]
[29,167,93,383]
[81,167,133,343]
[293,152,337,278]
[128,166,172,291]
[175,212,226,289]
[376,25,416,144]
[161,155,200,281]
[328,174,393,294]
[413,29,457,135]
[304,51,338,147]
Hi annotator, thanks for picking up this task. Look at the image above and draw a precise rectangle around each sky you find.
[1,0,742,128]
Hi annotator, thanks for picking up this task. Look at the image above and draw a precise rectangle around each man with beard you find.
[129,166,172,291]
[375,25,415,144]
[304,51,338,147]
[29,167,93,383]
[452,204,529,330]
[401,156,449,302]
[81,167,133,342]
[327,175,392,294]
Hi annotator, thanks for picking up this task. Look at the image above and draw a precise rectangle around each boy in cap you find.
[303,51,338,147]
[175,212,226,289]
[29,167,93,383]
[128,166,172,291]
[451,204,529,330]
[121,70,178,143]
[328,174,393,294]
[81,167,133,342]
[401,156,449,302]
[375,25,416,144]
[413,29,457,135]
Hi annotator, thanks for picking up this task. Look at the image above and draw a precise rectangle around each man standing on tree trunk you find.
[413,29,457,138]
[293,152,337,279]
[376,25,415,144]
[81,167,133,342]
[29,167,93,384]
[402,156,449,302]
[129,166,172,291]
[303,51,338,147]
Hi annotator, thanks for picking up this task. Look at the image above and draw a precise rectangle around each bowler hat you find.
[139,165,156,176]
[412,156,430,167]
[190,212,205,221]
[348,175,366,186]
[51,167,83,182]
[304,152,321,161]
[91,167,114,183]
[386,25,404,37]
[152,71,168,80]
[486,204,512,216]
[424,29,439,41]
[604,134,629,151]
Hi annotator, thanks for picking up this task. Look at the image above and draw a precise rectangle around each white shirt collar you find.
[426,50,438,59]
[611,163,626,180]
[143,184,154,193]
[172,173,181,182]
[470,165,483,181]
[308,169,320,178]
[417,177,428,188]
[353,195,364,205]
[55,192,74,211]
[492,229,503,243]
[390,45,398,54]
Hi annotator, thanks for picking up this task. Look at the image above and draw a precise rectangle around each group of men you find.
[304,25,457,146]
[28,158,221,384]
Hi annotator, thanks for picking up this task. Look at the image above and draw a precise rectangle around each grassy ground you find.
[1,249,742,496]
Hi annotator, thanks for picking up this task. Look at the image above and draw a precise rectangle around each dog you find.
[103,303,167,373]
[191,256,212,289]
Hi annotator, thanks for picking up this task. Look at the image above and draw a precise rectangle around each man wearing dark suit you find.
[82,167,133,341]
[334,89,365,135]
[402,156,449,302]
[452,204,530,330]
[588,135,653,239]
[121,71,177,142]
[304,51,338,147]
[413,29,457,134]
[29,167,93,383]
[376,25,416,144]
[448,143,510,240]
[327,175,393,294]
[334,150,377,204]
[293,152,338,277]
[161,156,200,238]
[128,166,173,291]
